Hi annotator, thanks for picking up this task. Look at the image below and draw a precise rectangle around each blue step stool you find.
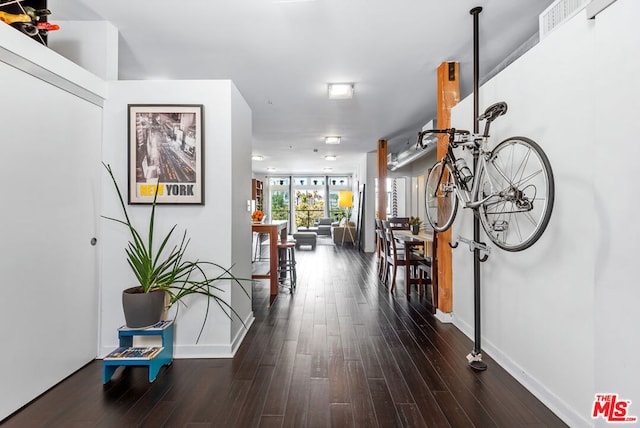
[102,320,174,383]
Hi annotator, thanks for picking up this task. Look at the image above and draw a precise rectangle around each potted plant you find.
[409,216,422,235]
[102,163,249,341]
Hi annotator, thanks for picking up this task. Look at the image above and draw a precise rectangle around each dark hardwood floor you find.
[3,239,566,427]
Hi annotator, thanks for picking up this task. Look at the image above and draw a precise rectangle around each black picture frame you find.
[128,104,204,204]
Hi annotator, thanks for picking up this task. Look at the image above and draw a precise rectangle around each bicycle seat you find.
[479,102,508,122]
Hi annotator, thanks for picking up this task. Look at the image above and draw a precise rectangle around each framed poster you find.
[128,104,204,204]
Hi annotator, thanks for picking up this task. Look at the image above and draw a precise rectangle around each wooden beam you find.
[436,62,460,314]
[377,139,388,221]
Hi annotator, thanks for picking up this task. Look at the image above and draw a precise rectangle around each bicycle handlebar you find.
[417,128,474,149]
[415,101,509,149]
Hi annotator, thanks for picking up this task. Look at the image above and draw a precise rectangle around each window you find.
[265,175,353,230]
[294,189,324,229]
[269,177,290,223]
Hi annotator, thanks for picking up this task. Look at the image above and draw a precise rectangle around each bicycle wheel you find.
[477,136,554,251]
[425,161,459,232]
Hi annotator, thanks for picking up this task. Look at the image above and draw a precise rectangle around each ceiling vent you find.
[388,120,437,171]
[539,0,589,39]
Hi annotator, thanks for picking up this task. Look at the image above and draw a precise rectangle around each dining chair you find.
[414,234,437,312]
[375,218,382,259]
[381,220,424,292]
[377,227,389,283]
[379,219,402,285]
[379,220,393,285]
[374,219,385,280]
[388,217,410,230]
[418,259,437,313]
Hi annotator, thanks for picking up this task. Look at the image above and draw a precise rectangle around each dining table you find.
[393,229,436,295]
[251,220,288,302]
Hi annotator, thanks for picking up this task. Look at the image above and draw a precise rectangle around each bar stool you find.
[277,241,297,292]
[252,231,270,262]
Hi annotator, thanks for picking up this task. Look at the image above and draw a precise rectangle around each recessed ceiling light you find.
[252,155,264,161]
[325,136,341,145]
[325,155,337,161]
[266,167,277,171]
[328,83,354,99]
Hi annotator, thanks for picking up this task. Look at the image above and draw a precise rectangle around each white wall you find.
[592,1,640,425]
[230,85,254,344]
[101,80,254,358]
[384,148,438,223]
[409,149,438,222]
[450,2,639,425]
[0,26,103,420]
[49,21,119,81]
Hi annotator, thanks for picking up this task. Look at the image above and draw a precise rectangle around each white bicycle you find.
[422,102,554,252]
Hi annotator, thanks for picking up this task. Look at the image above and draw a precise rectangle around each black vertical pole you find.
[469,6,487,371]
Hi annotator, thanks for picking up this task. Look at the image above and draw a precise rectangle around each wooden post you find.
[377,139,388,221]
[436,62,460,313]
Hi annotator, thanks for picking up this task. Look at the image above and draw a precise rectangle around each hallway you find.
[4,244,566,427]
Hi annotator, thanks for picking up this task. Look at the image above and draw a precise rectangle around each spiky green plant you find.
[102,163,249,341]
[409,216,422,226]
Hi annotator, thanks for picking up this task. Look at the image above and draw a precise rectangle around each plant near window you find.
[102,163,249,341]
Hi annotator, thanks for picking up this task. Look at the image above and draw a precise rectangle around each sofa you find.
[313,217,335,236]
[331,220,356,245]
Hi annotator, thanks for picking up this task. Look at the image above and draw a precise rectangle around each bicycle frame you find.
[439,136,501,211]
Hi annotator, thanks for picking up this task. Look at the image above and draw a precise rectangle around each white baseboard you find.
[453,317,589,427]
[99,313,256,360]
[231,313,255,355]
[176,312,255,358]
[174,344,235,358]
[99,342,239,359]
[435,309,454,323]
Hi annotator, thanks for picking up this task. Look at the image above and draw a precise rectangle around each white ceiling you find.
[53,0,555,176]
